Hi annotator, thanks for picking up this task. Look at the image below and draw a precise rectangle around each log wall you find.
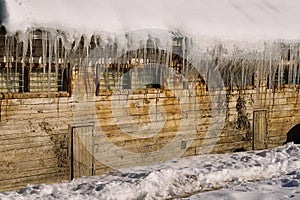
[0,81,299,192]
[1,27,300,192]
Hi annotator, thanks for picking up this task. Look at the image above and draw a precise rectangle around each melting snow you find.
[1,143,300,199]
[2,0,300,41]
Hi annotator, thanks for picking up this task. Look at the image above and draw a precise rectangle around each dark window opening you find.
[0,65,70,94]
[219,60,255,88]
[94,53,202,94]
[284,124,300,144]
[272,66,291,86]
[0,29,71,95]
[0,67,20,93]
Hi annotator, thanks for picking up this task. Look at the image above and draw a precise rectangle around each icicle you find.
[287,45,292,85]
[277,59,281,88]
[230,60,233,90]
[256,60,262,95]
[48,33,53,96]
[5,36,11,93]
[182,37,186,75]
[29,31,33,92]
[14,37,19,92]
[288,62,293,85]
[21,35,28,93]
[165,51,170,88]
[293,61,297,85]
[169,47,174,90]
[185,38,191,90]
[62,47,70,93]
[116,42,120,90]
[54,36,59,92]
[241,58,245,90]
[96,37,102,91]
[268,50,272,90]
[296,62,300,84]
[42,31,48,93]
[85,39,89,96]
[5,35,10,67]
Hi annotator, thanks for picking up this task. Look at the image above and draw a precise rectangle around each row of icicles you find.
[2,28,300,94]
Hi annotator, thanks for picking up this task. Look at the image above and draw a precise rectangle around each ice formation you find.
[1,0,300,93]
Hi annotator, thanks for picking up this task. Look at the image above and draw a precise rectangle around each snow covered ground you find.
[1,143,300,200]
[185,172,300,200]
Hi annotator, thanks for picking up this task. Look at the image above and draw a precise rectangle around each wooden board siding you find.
[0,95,71,191]
[0,82,300,192]
[1,27,300,192]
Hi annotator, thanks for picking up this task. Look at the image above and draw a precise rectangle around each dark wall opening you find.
[284,124,300,144]
[0,0,7,26]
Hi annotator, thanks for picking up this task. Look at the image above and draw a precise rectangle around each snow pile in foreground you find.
[1,144,300,200]
[185,170,300,200]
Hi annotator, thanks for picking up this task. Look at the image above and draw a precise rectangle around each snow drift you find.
[1,144,300,199]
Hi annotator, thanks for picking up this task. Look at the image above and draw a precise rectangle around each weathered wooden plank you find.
[253,110,267,150]
[0,72,300,193]
[0,145,61,158]
[0,172,69,192]
[72,126,94,179]
[0,161,64,180]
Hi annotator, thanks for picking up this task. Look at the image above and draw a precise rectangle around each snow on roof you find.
[2,0,300,42]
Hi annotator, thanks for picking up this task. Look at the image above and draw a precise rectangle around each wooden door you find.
[71,126,94,179]
[253,110,267,150]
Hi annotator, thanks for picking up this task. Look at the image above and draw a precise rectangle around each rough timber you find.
[0,25,300,191]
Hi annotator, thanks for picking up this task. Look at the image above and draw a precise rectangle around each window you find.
[0,29,70,95]
[0,67,20,92]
